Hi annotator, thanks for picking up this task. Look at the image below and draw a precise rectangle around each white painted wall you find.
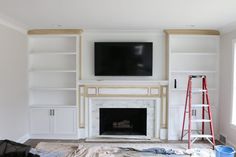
[81,30,166,80]
[219,30,236,147]
[0,24,28,141]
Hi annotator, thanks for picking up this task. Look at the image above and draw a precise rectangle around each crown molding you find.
[0,13,27,34]
[28,29,83,35]
[164,29,220,35]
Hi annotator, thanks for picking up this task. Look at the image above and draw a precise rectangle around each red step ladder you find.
[181,75,215,149]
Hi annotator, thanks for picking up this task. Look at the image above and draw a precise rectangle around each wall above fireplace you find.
[81,30,166,80]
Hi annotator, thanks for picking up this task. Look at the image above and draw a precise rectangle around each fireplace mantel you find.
[78,80,168,86]
[78,80,168,140]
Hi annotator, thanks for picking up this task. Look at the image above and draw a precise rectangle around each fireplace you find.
[99,108,147,135]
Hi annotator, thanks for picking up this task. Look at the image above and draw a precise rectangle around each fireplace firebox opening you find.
[99,108,147,135]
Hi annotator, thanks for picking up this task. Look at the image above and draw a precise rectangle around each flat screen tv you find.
[95,42,153,76]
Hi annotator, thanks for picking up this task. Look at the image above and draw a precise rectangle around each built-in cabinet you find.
[165,30,220,140]
[30,107,77,137]
[28,30,82,138]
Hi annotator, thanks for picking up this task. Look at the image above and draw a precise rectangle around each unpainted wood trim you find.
[84,85,161,88]
[86,87,98,97]
[161,86,168,128]
[86,94,161,98]
[150,87,160,96]
[84,86,161,97]
[164,86,168,128]
[164,29,220,35]
[28,29,83,35]
[79,85,85,128]
[160,86,164,127]
[165,33,169,80]
[79,85,168,129]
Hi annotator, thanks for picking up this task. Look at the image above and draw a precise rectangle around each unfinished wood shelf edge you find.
[164,29,220,35]
[28,29,83,35]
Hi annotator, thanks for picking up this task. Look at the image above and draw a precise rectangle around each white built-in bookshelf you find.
[27,30,83,138]
[28,36,78,107]
[165,31,220,140]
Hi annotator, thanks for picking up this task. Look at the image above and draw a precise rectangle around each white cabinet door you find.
[30,108,51,135]
[168,106,201,140]
[53,108,77,135]
[168,106,185,140]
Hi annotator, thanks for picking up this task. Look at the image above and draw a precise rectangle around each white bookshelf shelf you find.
[30,51,76,55]
[29,69,76,73]
[171,70,217,74]
[169,103,215,107]
[30,87,76,91]
[171,88,216,92]
[171,52,217,56]
[29,104,76,107]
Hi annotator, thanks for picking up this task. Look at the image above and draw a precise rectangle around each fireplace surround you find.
[78,80,168,140]
[89,99,155,138]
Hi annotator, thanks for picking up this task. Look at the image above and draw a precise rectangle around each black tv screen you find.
[95,42,153,76]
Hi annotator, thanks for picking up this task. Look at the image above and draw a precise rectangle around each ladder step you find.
[191,134,213,138]
[192,119,211,123]
[192,104,209,108]
[184,129,202,132]
[191,89,207,93]
[190,75,206,79]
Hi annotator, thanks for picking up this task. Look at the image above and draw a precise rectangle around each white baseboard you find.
[17,134,30,143]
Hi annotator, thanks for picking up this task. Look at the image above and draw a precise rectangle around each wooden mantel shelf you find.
[78,80,169,86]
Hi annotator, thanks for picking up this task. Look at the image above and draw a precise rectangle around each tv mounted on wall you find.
[94,42,153,76]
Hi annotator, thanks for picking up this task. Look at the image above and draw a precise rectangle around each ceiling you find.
[0,0,236,30]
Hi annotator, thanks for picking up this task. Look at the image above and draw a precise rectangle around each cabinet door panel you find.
[53,108,76,135]
[30,108,51,134]
[168,107,185,140]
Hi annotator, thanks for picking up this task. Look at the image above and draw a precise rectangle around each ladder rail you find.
[202,77,205,136]
[181,78,190,140]
[204,77,216,145]
[188,78,192,149]
[181,75,215,149]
